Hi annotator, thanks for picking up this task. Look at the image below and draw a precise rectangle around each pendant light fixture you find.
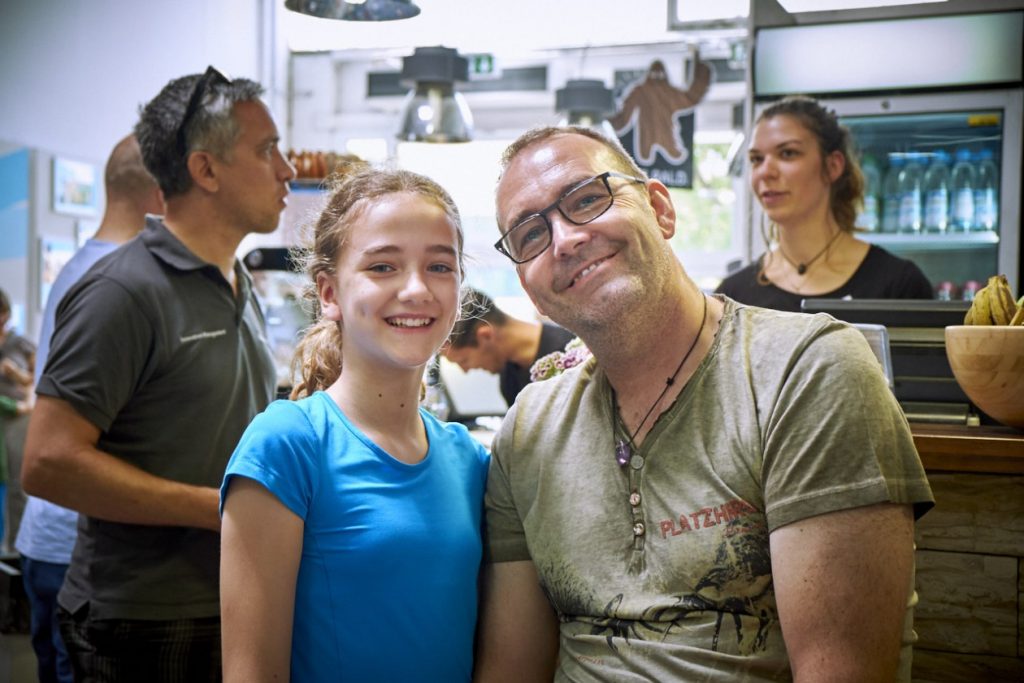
[397,46,474,143]
[284,0,421,21]
[556,79,616,136]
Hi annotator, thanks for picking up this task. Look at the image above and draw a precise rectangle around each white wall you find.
[0,0,279,337]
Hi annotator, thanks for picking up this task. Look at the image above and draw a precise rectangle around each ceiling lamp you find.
[555,79,616,136]
[397,46,474,143]
[284,0,421,21]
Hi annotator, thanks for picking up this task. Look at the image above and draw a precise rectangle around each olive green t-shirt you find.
[485,297,934,682]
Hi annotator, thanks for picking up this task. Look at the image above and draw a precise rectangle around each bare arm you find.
[770,502,915,683]
[221,476,303,683]
[474,560,560,682]
[22,395,221,531]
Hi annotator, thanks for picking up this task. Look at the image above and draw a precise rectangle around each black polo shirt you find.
[38,216,276,620]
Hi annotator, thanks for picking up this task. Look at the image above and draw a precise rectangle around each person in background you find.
[220,167,489,682]
[443,287,575,406]
[716,95,933,312]
[22,66,294,682]
[475,126,934,681]
[0,288,35,554]
[14,133,163,683]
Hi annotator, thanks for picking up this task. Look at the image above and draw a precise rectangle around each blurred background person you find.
[14,133,163,683]
[443,288,574,406]
[716,95,933,312]
[0,287,35,555]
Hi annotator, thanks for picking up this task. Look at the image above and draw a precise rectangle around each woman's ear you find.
[316,272,342,322]
[826,150,846,184]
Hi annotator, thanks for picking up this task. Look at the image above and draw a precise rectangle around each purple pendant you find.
[615,440,631,467]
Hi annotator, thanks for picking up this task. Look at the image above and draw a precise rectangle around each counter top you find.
[911,422,1024,474]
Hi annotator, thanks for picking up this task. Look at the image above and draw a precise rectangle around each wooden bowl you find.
[945,326,1024,429]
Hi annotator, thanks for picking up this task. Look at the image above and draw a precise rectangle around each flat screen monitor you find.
[438,358,508,423]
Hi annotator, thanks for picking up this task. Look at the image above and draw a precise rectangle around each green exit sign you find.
[466,53,500,80]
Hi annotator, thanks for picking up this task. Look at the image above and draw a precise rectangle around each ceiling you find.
[281,0,744,56]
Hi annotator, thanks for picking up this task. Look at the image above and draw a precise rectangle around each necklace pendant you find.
[797,263,807,275]
[615,440,631,467]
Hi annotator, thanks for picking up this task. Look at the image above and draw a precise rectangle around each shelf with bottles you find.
[859,230,999,252]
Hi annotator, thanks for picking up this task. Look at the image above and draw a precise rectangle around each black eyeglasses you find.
[494,171,646,264]
[176,66,231,158]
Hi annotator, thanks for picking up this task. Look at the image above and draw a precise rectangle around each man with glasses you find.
[475,126,933,682]
[23,67,294,681]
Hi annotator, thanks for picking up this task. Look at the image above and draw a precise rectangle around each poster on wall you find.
[52,157,99,217]
[39,237,77,308]
[610,58,712,189]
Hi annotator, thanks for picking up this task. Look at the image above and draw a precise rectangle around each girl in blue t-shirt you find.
[220,167,489,682]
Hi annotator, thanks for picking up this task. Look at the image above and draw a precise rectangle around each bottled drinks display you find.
[870,148,998,235]
[950,147,976,232]
[881,154,904,233]
[897,153,924,233]
[974,148,999,231]
[858,155,881,231]
[922,151,950,233]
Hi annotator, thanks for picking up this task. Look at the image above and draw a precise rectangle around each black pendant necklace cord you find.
[614,294,708,467]
[777,228,843,276]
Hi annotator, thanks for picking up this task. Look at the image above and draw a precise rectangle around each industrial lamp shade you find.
[284,0,421,21]
[398,46,474,143]
[556,79,616,134]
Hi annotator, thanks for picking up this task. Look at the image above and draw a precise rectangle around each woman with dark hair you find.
[717,95,933,312]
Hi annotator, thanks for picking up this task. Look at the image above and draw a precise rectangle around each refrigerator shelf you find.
[860,231,999,252]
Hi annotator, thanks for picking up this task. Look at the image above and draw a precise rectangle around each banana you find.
[988,274,1017,325]
[1011,296,1024,326]
[971,284,993,325]
[963,305,975,325]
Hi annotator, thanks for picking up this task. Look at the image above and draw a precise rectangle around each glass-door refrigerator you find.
[749,8,1024,296]
[824,89,1022,298]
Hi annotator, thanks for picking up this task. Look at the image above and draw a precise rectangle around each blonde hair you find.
[289,166,465,399]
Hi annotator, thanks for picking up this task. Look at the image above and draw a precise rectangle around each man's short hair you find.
[134,71,264,199]
[498,125,647,182]
[448,288,508,348]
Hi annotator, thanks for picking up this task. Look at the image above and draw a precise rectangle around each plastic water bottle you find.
[881,154,904,233]
[858,155,881,231]
[950,147,976,231]
[922,151,950,233]
[897,153,923,233]
[973,148,998,231]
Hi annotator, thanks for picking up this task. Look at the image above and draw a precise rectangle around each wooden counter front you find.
[908,421,1024,681]
[911,422,1024,474]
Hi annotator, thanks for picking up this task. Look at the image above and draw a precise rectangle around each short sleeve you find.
[220,400,321,520]
[761,323,933,531]
[483,405,531,563]
[36,276,155,431]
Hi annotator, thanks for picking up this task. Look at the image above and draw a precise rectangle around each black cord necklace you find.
[777,229,843,276]
[614,294,708,468]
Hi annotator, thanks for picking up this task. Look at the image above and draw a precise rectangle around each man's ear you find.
[647,179,677,239]
[476,324,496,347]
[316,272,342,322]
[186,151,219,193]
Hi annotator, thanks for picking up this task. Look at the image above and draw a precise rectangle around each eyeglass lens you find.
[503,175,614,263]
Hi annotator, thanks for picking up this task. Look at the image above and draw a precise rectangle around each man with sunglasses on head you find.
[23,67,294,681]
[475,126,934,682]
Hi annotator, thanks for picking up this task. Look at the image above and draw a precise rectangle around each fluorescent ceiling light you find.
[780,0,947,11]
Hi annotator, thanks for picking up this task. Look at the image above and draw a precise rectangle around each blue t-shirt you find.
[221,391,490,682]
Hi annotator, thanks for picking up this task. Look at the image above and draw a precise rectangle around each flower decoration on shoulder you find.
[529,337,593,382]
